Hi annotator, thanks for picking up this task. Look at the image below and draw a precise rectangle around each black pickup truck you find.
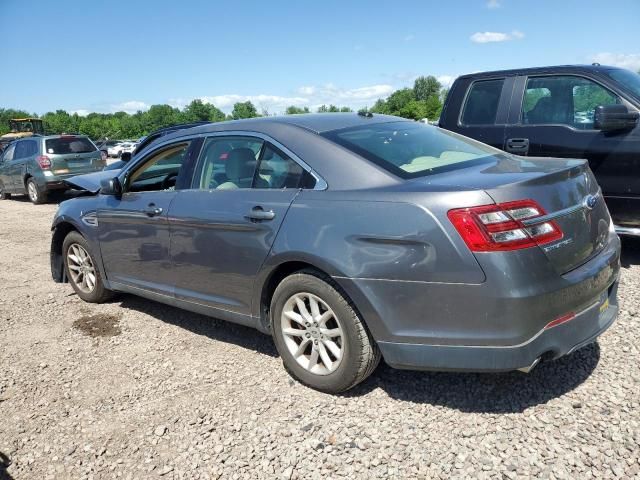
[439,65,640,236]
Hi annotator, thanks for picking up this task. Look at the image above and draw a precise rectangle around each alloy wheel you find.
[27,181,38,202]
[280,292,345,375]
[67,243,97,294]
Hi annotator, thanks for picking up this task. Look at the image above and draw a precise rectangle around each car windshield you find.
[45,137,97,154]
[324,121,500,179]
[605,68,640,100]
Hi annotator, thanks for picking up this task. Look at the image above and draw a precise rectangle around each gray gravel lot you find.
[0,197,639,479]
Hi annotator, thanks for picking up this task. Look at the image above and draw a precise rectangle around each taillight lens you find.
[37,155,51,169]
[448,199,562,251]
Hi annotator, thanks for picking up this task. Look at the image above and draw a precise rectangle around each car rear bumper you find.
[377,281,618,371]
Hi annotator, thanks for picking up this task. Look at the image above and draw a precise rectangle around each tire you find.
[0,181,10,200]
[62,231,113,303]
[271,270,380,393]
[26,178,47,204]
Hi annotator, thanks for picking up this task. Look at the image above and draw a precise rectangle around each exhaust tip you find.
[517,357,541,373]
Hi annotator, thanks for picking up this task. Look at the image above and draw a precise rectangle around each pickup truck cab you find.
[439,65,640,236]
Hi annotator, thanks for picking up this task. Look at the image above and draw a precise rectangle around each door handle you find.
[142,204,163,217]
[505,138,530,155]
[245,206,275,221]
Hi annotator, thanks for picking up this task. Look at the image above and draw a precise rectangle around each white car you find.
[120,142,137,155]
[107,142,126,157]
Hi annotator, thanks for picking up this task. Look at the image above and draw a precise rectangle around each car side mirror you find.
[594,104,639,132]
[120,151,132,162]
[100,177,122,197]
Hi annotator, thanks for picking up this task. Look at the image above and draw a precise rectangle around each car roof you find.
[457,64,625,80]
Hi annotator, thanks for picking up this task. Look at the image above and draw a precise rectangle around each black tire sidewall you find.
[27,178,46,204]
[62,231,108,303]
[271,273,370,393]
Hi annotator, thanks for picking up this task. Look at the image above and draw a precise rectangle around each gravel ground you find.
[1,196,639,480]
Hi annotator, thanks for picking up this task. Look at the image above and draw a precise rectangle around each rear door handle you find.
[245,206,275,221]
[142,204,163,217]
[505,138,530,155]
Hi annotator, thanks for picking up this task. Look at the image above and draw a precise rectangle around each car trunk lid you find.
[422,155,612,274]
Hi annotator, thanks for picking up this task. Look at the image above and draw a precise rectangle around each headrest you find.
[225,148,256,180]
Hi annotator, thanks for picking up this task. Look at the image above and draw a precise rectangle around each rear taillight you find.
[37,155,51,169]
[448,199,562,252]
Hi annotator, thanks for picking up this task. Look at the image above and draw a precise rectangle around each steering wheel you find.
[161,172,179,190]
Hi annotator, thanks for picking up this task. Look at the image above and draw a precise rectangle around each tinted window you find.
[45,137,97,154]
[197,137,263,190]
[14,140,38,159]
[2,144,15,162]
[522,75,621,128]
[257,145,307,189]
[461,79,505,125]
[324,122,499,179]
[127,142,190,192]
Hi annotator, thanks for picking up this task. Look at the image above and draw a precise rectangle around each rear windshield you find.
[45,137,97,154]
[324,122,499,178]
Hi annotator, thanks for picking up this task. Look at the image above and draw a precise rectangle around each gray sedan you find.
[50,113,620,392]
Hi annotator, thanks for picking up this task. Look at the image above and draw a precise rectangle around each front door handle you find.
[505,138,530,155]
[142,204,163,217]
[245,206,275,221]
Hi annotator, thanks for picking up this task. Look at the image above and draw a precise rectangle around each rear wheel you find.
[26,178,47,204]
[271,270,380,393]
[62,231,113,303]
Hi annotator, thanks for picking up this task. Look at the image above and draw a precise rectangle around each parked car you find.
[50,113,620,392]
[439,64,640,236]
[107,142,126,158]
[0,134,105,203]
[119,142,137,155]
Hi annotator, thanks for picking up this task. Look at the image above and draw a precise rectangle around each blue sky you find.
[1,0,639,115]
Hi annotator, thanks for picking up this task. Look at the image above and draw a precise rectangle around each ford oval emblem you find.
[584,194,598,210]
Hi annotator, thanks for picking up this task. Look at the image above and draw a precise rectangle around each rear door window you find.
[196,137,263,190]
[45,137,97,154]
[461,79,505,125]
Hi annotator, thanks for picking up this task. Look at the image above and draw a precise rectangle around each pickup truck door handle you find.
[505,138,530,155]
[245,206,275,221]
[142,204,163,217]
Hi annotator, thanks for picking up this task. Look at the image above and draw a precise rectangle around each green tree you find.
[285,106,310,114]
[413,76,441,101]
[183,99,226,122]
[231,101,259,119]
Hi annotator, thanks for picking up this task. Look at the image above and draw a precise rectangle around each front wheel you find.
[271,270,380,393]
[62,231,113,303]
[26,178,47,204]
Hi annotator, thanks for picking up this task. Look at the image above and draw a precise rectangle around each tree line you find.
[0,75,448,140]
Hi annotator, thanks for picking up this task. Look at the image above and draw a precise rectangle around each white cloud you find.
[487,0,500,8]
[110,100,149,114]
[590,53,640,71]
[470,30,524,43]
[437,75,457,88]
[297,86,316,95]
[70,109,90,117]
[404,34,415,41]
[200,94,309,113]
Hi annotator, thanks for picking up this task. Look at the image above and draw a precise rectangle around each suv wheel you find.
[62,231,113,303]
[26,178,47,204]
[271,270,380,393]
[0,181,10,200]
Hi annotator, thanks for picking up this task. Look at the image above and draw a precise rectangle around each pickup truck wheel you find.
[62,231,113,303]
[26,178,47,204]
[271,270,380,393]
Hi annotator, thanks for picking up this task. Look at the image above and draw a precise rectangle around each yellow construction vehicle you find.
[1,118,45,141]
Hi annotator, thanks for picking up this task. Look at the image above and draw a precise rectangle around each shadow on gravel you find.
[118,295,278,358]
[346,342,601,413]
[621,237,640,268]
[0,451,13,480]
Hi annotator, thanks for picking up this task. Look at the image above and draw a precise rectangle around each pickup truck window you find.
[605,68,640,99]
[461,79,505,125]
[522,75,620,129]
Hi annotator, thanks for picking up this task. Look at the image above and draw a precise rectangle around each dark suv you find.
[439,65,640,236]
[0,135,105,203]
